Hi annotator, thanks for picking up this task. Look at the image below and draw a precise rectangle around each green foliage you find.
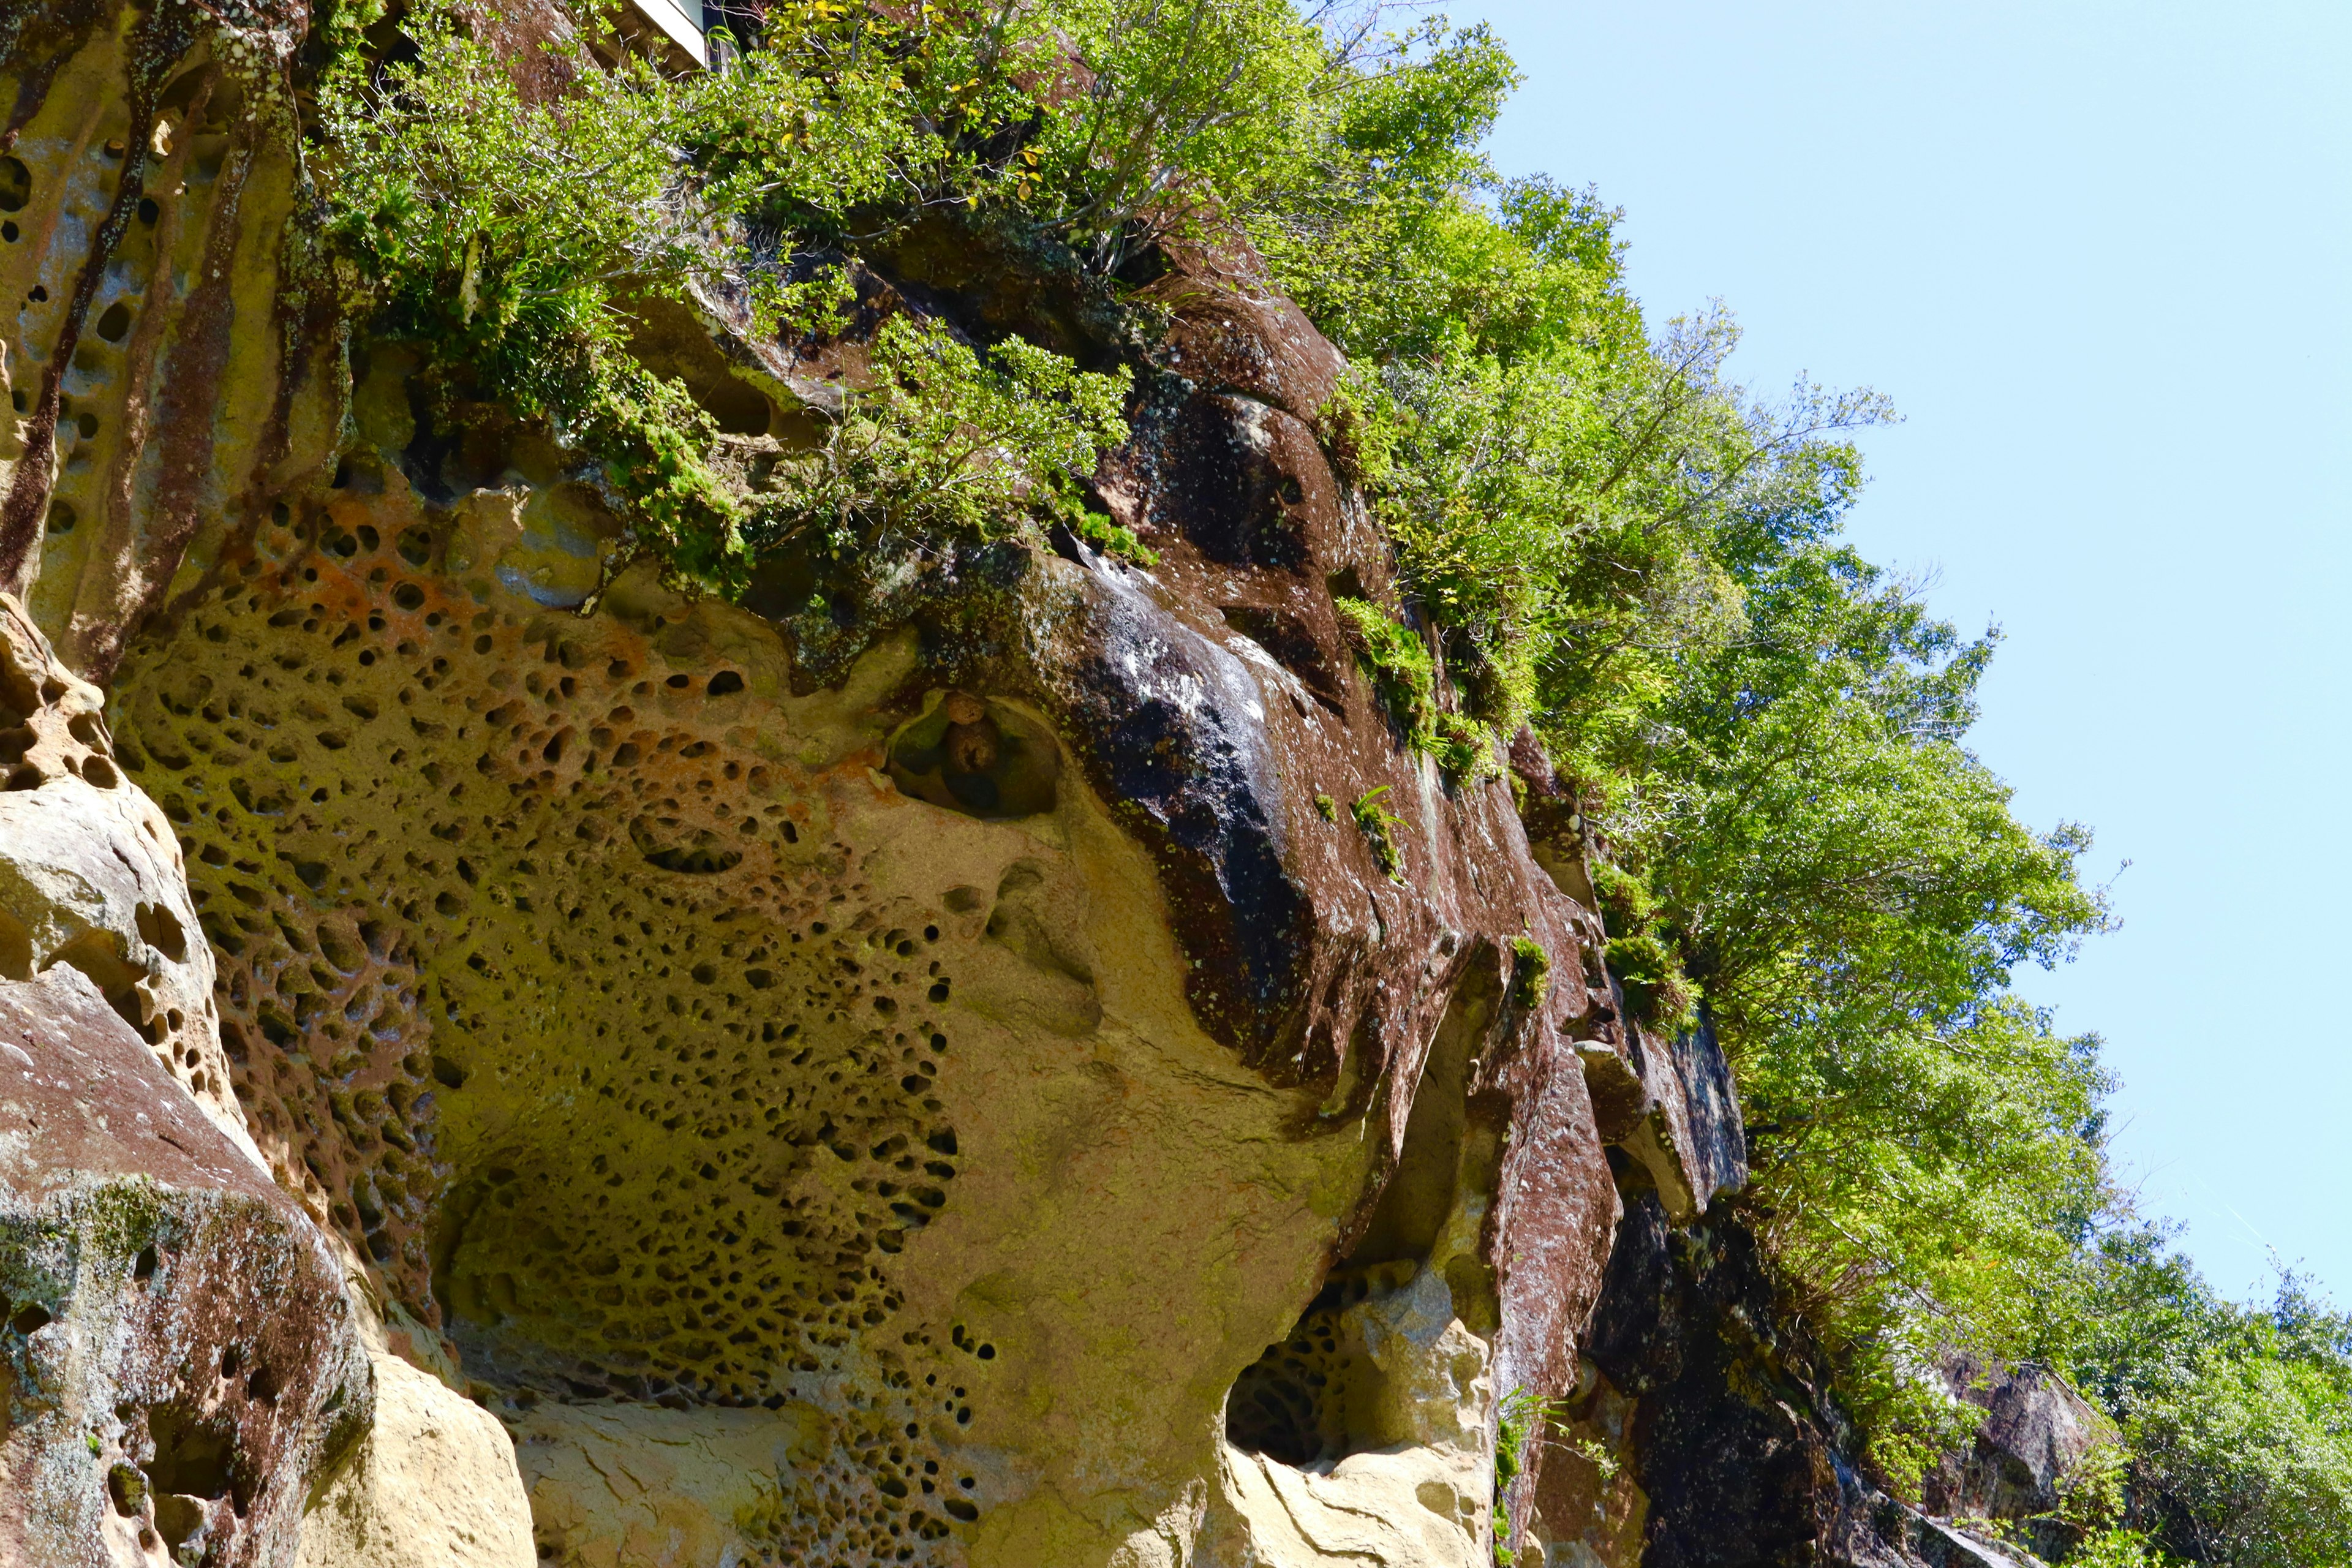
[1226,50,2119,1476]
[2064,1234,2352,1564]
[1314,793,1338,823]
[1253,67,1894,756]
[1491,1385,1542,1566]
[1601,932,1697,1035]
[1623,543,2114,1477]
[2065,1529,2178,1568]
[1221,6,2330,1531]
[1432,710,1493,782]
[1494,1385,1537,1488]
[1349,786,1403,880]
[1248,17,1526,358]
[748,313,1133,557]
[1326,595,1494,780]
[1312,363,1398,489]
[1588,859,1654,939]
[316,0,1138,597]
[1509,935,1550,1010]
[1288,213,2109,1464]
[1008,0,1333,271]
[318,9,753,589]
[1333,595,1436,739]
[1493,1387,1586,1566]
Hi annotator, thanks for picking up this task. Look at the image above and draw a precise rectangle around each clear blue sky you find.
[1458,0,2351,1302]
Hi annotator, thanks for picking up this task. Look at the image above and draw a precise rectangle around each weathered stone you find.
[1537,1185,2087,1568]
[1896,1517,2045,1568]
[1528,1190,1900,1568]
[83,410,1619,1562]
[0,594,247,1153]
[1923,1352,2116,1558]
[1601,1006,1747,1225]
[0,0,329,682]
[0,965,371,1568]
[294,1351,535,1568]
[0,581,371,1562]
[2,7,1664,1566]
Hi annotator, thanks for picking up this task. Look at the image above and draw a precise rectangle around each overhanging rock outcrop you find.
[0,6,1768,1566]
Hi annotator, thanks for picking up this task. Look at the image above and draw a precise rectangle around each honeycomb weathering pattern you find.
[108,483,1026,1565]
[6,6,1681,1554]
[1224,1261,1420,1466]
[0,590,242,1148]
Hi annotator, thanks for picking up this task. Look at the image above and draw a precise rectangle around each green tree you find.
[2070,1235,2352,1563]
[1630,541,2114,1483]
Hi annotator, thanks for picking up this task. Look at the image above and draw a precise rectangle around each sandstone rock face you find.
[1562,1194,1861,1568]
[295,1351,535,1568]
[0,7,1927,1568]
[1,14,1634,1563]
[0,964,371,1568]
[86,307,1624,1564]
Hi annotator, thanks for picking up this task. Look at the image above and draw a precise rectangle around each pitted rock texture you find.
[98,444,1583,1566]
[0,6,1697,1565]
[0,593,244,1150]
[0,587,373,1568]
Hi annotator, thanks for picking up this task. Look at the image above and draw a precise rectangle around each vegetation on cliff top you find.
[311,1,2352,1558]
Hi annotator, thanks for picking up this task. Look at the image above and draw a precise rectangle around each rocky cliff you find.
[0,5,2092,1566]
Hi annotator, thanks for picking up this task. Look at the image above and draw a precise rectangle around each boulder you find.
[1574,1005,1746,1225]
[295,1352,535,1568]
[1923,1352,2116,1558]
[0,965,371,1568]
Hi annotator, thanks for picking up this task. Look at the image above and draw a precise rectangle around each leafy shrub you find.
[1330,595,1492,779]
[317,0,1140,597]
[1332,595,1436,740]
[1600,932,1695,1034]
[1587,859,1654,941]
[746,314,1134,559]
[2066,1530,2176,1568]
